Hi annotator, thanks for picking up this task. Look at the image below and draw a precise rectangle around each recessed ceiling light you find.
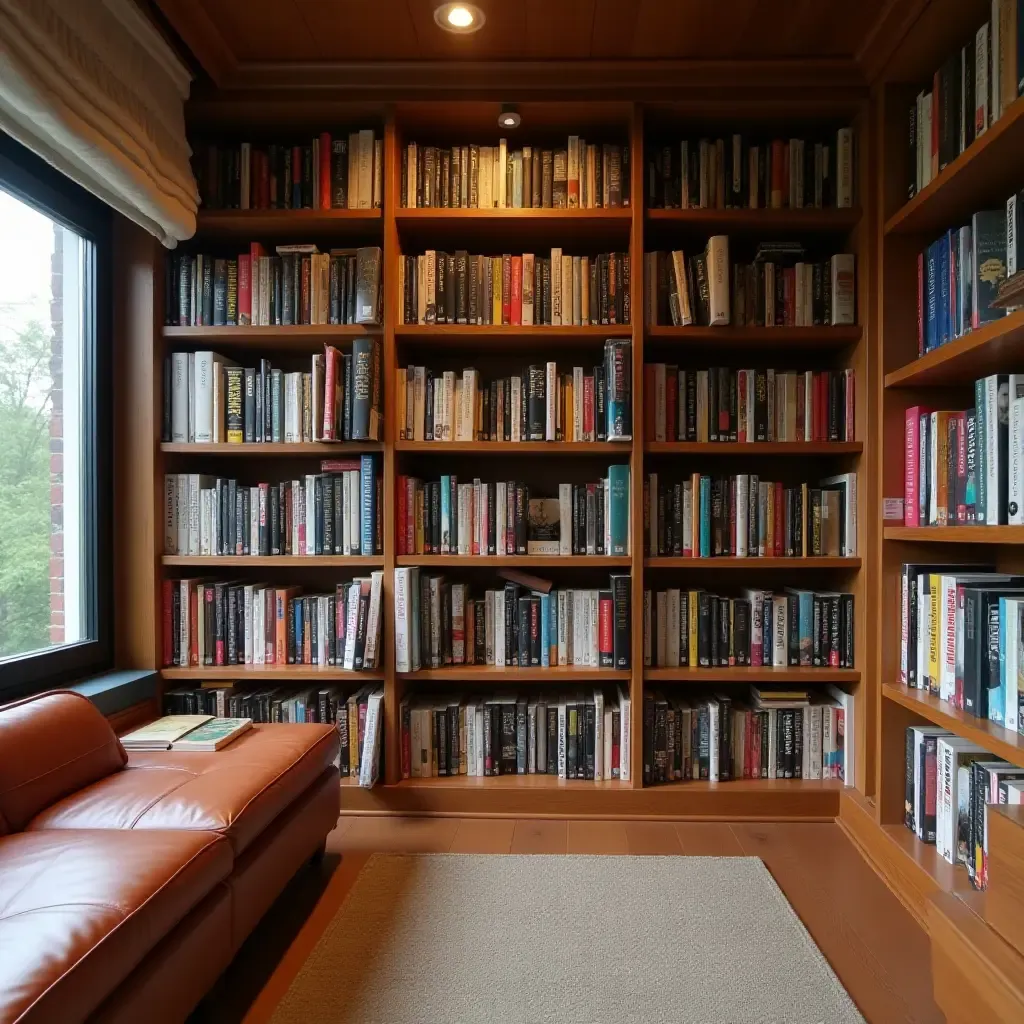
[434,4,485,34]
[498,106,521,129]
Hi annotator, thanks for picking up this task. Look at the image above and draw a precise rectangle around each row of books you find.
[162,682,384,782]
[399,687,632,781]
[643,687,853,785]
[393,570,632,673]
[396,471,630,557]
[900,564,1024,728]
[645,245,856,328]
[192,131,381,211]
[906,13,1022,200]
[916,206,1018,352]
[397,344,632,443]
[164,342,383,445]
[164,459,382,558]
[644,365,855,444]
[905,725,1021,891]
[646,130,855,210]
[162,575,385,672]
[401,139,630,210]
[398,250,630,326]
[644,472,857,559]
[904,374,1022,527]
[644,588,856,670]
[165,245,382,327]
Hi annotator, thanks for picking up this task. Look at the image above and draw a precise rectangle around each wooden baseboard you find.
[107,697,160,735]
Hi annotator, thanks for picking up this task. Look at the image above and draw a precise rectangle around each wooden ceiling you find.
[150,0,920,91]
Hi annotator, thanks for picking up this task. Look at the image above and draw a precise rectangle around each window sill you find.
[71,669,158,717]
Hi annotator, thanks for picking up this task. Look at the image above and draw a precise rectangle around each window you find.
[0,133,111,697]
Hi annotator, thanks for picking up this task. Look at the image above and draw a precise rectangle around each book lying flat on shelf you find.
[170,717,253,751]
[120,714,214,750]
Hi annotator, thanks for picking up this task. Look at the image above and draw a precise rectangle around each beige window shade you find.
[0,0,197,246]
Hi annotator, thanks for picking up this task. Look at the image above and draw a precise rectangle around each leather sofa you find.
[0,690,341,1024]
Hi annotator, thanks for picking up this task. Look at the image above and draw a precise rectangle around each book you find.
[120,714,214,750]
[170,716,253,751]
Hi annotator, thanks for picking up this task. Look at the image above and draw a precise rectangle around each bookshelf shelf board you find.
[340,775,843,818]
[883,683,1024,767]
[161,442,383,456]
[398,666,631,683]
[393,206,632,246]
[645,667,860,683]
[884,94,1024,238]
[883,310,1024,388]
[645,324,861,348]
[161,666,384,681]
[645,207,861,233]
[193,207,383,239]
[161,555,383,568]
[644,556,860,569]
[644,441,863,455]
[883,526,1024,544]
[162,324,381,347]
[394,440,628,455]
[394,554,631,568]
[395,324,630,348]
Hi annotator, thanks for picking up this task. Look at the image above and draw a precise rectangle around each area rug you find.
[265,853,863,1024]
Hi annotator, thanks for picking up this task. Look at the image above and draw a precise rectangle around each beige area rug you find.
[267,853,864,1024]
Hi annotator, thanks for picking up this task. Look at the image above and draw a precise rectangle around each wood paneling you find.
[986,806,1024,957]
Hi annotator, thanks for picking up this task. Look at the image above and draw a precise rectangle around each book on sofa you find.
[120,714,214,750]
[171,717,253,751]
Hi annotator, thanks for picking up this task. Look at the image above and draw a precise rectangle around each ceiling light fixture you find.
[434,4,485,34]
[498,105,521,129]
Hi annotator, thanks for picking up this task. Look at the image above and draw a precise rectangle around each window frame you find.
[0,132,113,699]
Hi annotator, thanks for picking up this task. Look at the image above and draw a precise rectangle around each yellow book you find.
[927,573,941,694]
[492,258,502,325]
[688,590,700,667]
[565,377,574,442]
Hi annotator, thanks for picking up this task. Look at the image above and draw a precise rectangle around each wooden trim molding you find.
[107,697,160,735]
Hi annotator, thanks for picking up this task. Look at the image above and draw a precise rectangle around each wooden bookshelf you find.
[146,95,869,819]
[883,526,1024,544]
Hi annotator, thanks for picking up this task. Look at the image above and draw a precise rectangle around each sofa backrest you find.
[0,690,127,833]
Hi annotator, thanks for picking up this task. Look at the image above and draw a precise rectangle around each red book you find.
[744,713,753,778]
[396,475,407,555]
[407,476,416,554]
[666,368,678,442]
[285,487,293,556]
[237,254,251,326]
[161,579,173,667]
[729,482,737,558]
[322,345,338,439]
[773,481,784,556]
[510,256,522,325]
[583,374,595,440]
[844,369,855,440]
[318,132,332,210]
[501,255,512,324]
[903,405,931,526]
[644,364,657,439]
[189,584,199,666]
[209,586,221,666]
[599,592,613,666]
[917,251,925,355]
[319,459,361,472]
[611,718,620,777]
[783,267,795,326]
[737,369,747,442]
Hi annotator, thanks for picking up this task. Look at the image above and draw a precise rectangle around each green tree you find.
[0,313,53,658]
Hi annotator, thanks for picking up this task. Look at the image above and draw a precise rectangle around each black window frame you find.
[0,132,113,699]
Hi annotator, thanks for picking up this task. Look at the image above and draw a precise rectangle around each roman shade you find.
[0,0,197,245]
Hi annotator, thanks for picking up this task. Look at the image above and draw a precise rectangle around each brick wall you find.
[49,225,64,644]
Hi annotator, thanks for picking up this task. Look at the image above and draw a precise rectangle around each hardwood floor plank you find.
[566,819,630,854]
[510,818,568,854]
[732,823,942,1024]
[624,821,683,855]
[449,818,516,853]
[674,822,746,856]
[337,815,460,854]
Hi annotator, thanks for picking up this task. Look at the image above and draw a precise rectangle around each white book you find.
[495,482,507,556]
[1011,395,1024,524]
[171,352,189,442]
[545,361,557,440]
[475,706,485,776]
[836,128,854,208]
[830,254,856,326]
[805,705,823,780]
[708,699,720,781]
[522,252,535,325]
[494,589,506,667]
[618,684,631,782]
[484,590,495,664]
[825,684,855,785]
[252,588,264,665]
[706,235,730,326]
[820,472,857,556]
[164,475,177,554]
[363,571,384,670]
[355,130,374,210]
[510,376,522,443]
[550,247,563,325]
[593,689,605,781]
[558,483,572,555]
[557,591,568,665]
[192,351,218,443]
[461,368,478,442]
[562,254,574,328]
[666,589,681,667]
[603,707,614,780]
[572,366,585,441]
[772,596,787,667]
[985,374,1002,524]
[935,737,983,863]
[735,475,749,557]
[358,688,384,787]
[394,568,412,672]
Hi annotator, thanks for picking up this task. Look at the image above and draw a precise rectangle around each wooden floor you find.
[192,816,944,1024]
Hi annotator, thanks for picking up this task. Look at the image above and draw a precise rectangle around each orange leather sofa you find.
[0,690,341,1024]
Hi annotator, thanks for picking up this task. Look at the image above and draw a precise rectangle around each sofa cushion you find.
[0,691,126,834]
[28,723,339,856]
[0,828,230,1024]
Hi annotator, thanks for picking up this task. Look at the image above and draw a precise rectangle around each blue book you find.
[604,339,632,441]
[540,593,551,667]
[608,464,630,555]
[699,476,711,557]
[938,232,951,347]
[360,454,376,555]
[925,240,938,352]
[797,590,814,666]
[440,475,451,553]
[292,599,303,665]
